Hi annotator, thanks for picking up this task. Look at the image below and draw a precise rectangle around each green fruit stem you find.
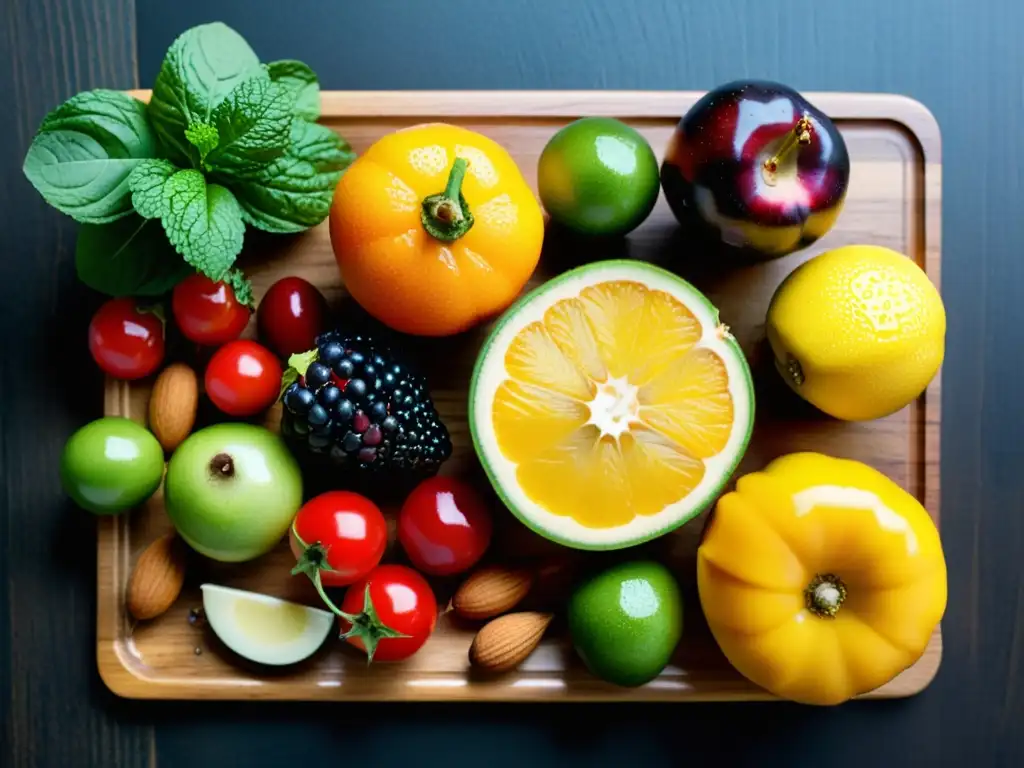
[290,534,408,663]
[805,573,847,618]
[421,157,474,241]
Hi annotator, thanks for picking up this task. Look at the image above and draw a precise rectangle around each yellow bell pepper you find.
[697,452,946,705]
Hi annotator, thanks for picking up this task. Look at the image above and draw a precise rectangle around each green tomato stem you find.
[421,157,474,242]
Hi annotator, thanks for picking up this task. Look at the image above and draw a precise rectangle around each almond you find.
[127,533,186,620]
[453,565,533,620]
[469,612,553,672]
[148,363,198,451]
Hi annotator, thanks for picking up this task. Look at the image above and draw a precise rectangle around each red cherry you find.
[204,340,282,416]
[397,477,493,576]
[172,274,251,346]
[257,277,328,358]
[88,298,164,380]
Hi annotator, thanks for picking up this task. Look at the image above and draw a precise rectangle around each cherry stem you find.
[762,116,813,183]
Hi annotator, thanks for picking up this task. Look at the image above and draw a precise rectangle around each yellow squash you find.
[697,452,946,705]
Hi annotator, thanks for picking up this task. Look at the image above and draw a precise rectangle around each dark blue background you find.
[3,1,1022,765]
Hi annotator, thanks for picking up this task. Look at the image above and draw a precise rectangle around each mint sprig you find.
[21,21,354,297]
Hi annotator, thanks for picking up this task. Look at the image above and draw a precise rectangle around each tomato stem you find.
[290,533,408,662]
[421,157,474,242]
[805,573,847,618]
[338,584,410,663]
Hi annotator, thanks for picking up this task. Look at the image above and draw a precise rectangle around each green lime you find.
[568,560,683,686]
[60,417,164,515]
[538,117,660,236]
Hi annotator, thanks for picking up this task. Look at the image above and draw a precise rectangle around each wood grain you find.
[97,91,942,702]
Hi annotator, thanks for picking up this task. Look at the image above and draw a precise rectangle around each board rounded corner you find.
[97,641,150,700]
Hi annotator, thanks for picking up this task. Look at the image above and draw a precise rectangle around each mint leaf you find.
[128,159,177,219]
[205,78,294,178]
[148,22,266,166]
[162,171,245,279]
[185,122,220,167]
[267,60,320,121]
[223,267,254,308]
[128,164,245,279]
[76,215,193,297]
[233,120,355,233]
[23,90,157,224]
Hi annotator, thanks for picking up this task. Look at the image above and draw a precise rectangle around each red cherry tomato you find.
[398,477,493,576]
[257,277,328,358]
[289,491,387,587]
[339,565,437,662]
[204,340,282,416]
[88,298,165,380]
[172,274,251,346]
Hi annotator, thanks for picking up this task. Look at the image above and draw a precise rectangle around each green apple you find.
[60,417,164,515]
[165,423,302,562]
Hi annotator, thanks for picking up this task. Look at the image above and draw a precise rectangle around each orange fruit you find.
[329,123,544,336]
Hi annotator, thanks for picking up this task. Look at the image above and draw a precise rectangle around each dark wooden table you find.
[2,1,1021,765]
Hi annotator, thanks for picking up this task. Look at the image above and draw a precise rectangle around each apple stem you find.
[762,116,813,185]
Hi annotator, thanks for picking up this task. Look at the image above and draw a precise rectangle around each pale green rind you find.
[468,259,756,551]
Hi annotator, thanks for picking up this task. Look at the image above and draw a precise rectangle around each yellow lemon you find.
[766,245,945,421]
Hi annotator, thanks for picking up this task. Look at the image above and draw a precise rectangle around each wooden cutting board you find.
[98,90,942,701]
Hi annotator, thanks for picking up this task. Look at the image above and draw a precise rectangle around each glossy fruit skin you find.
[697,452,947,706]
[257,277,328,358]
[88,298,164,380]
[60,417,164,515]
[205,340,283,417]
[568,560,683,686]
[289,491,387,586]
[340,565,438,661]
[661,80,850,258]
[767,245,945,421]
[329,123,545,336]
[164,423,303,562]
[538,117,659,236]
[172,274,251,346]
[397,476,493,576]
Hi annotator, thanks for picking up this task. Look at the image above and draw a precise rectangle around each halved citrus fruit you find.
[470,260,754,550]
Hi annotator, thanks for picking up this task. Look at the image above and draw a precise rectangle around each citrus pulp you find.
[470,260,754,550]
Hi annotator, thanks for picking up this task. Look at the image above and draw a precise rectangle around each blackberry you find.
[280,331,452,484]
